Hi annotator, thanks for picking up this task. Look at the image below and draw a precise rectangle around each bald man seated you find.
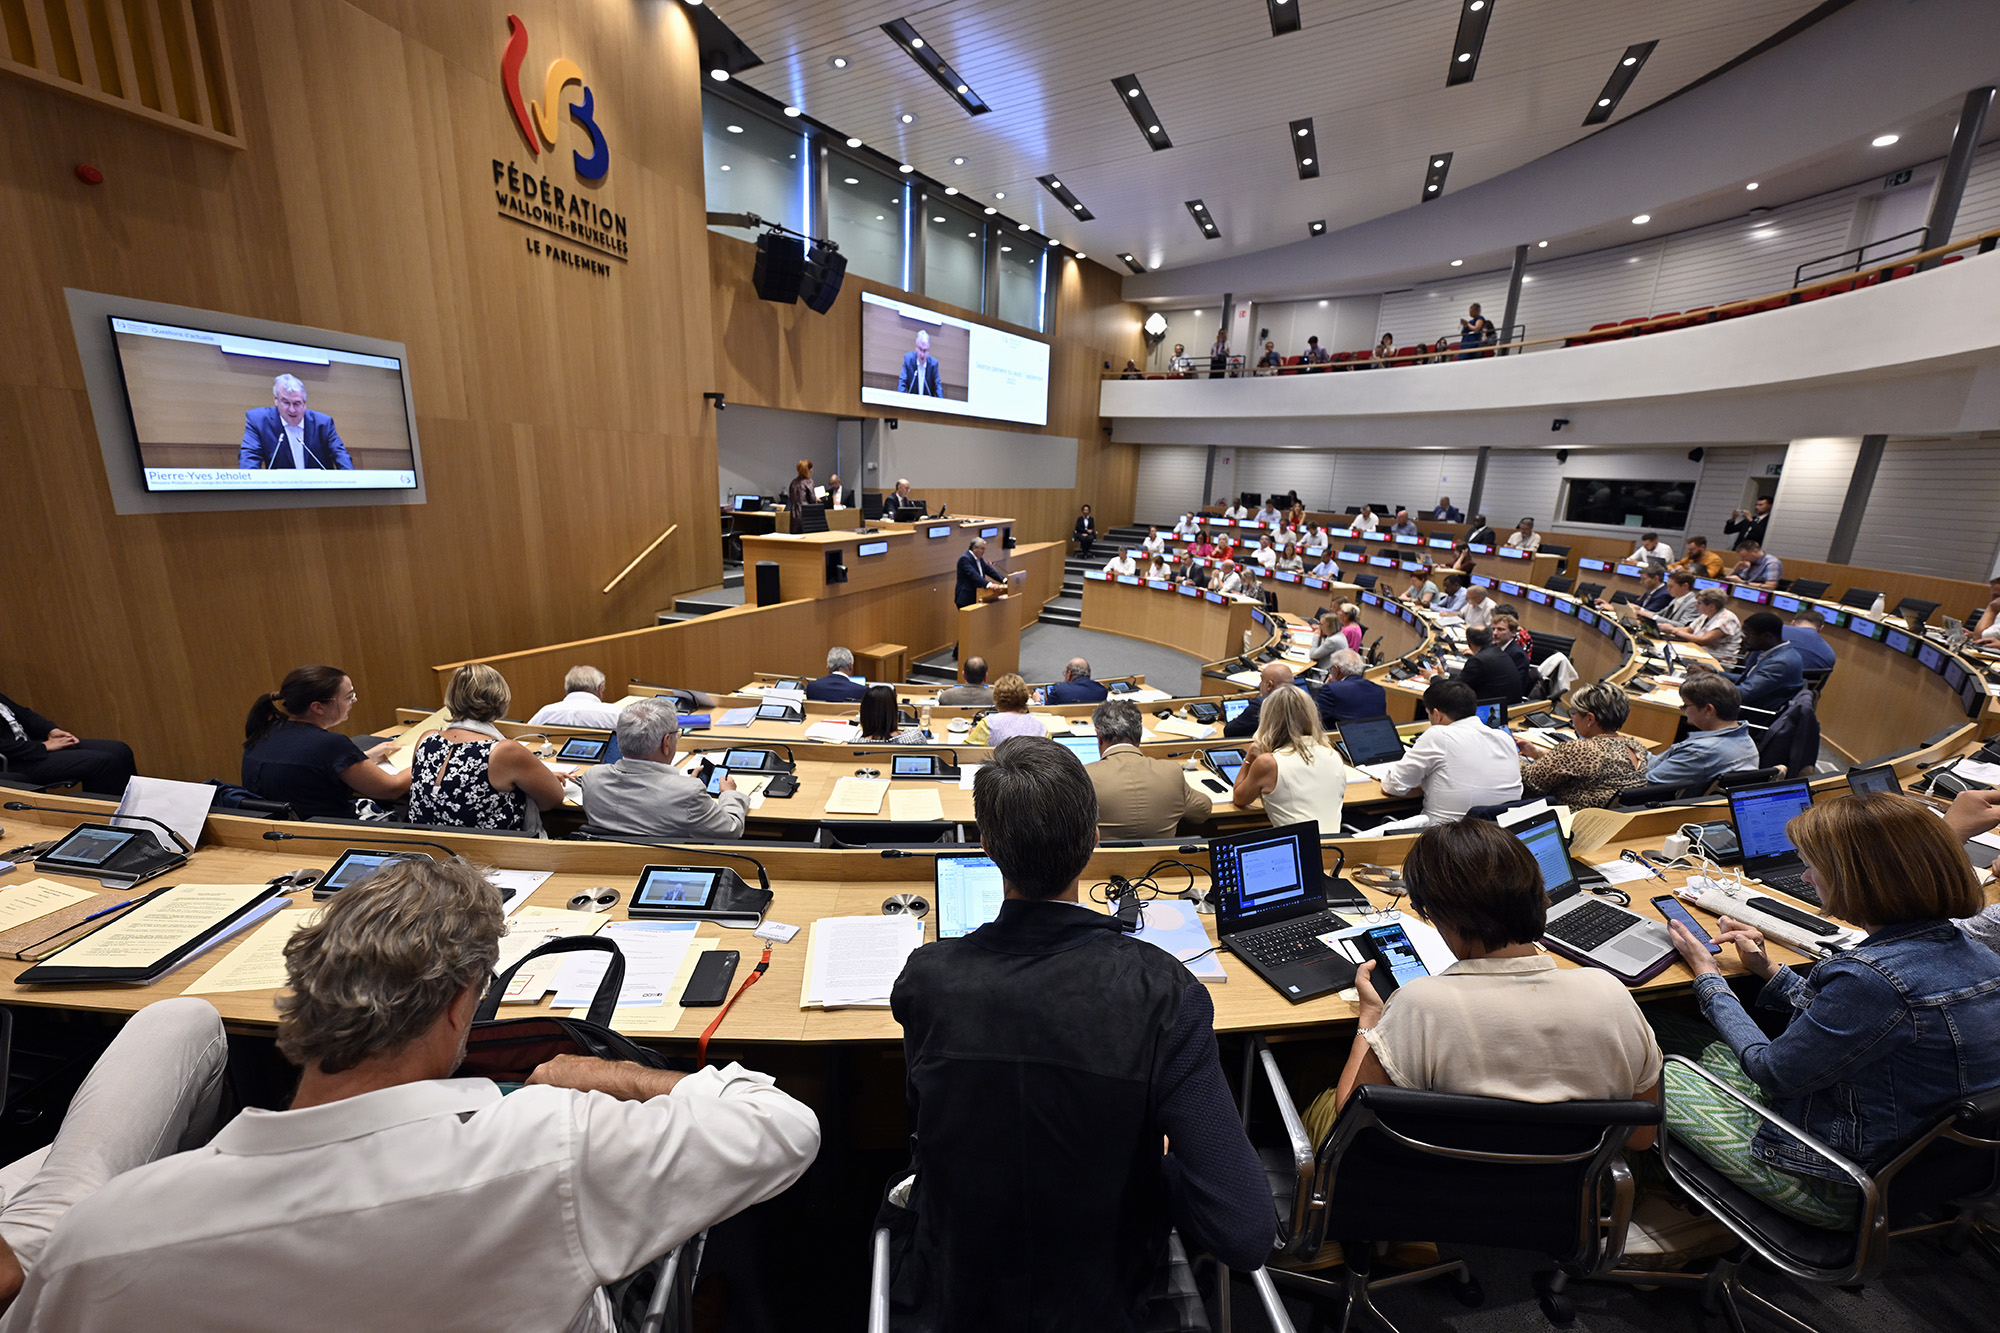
[1043,658,1109,705]
[1222,663,1293,739]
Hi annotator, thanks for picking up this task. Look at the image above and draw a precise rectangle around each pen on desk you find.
[72,897,137,926]
[1622,849,1668,881]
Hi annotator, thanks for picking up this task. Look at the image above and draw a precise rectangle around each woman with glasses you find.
[241,665,412,818]
[1515,681,1651,809]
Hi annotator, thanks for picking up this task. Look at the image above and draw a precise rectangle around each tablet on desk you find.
[37,826,142,871]
[756,701,805,722]
[890,754,956,777]
[555,735,620,764]
[314,848,422,899]
[627,864,772,925]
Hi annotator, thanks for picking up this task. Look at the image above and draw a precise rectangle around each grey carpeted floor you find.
[1015,623,1209,695]
[1214,1231,2000,1332]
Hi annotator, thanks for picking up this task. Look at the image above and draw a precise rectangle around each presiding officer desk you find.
[4,788,1947,1047]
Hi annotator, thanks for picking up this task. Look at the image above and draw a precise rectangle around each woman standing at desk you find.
[242,665,412,818]
[784,459,817,527]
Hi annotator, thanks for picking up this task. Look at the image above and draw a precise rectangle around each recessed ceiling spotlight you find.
[1522,275,1533,283]
[1432,159,1445,167]
[875,214,884,220]
[1446,0,1491,85]
[1309,220,1326,235]
[882,19,988,114]
[943,186,958,195]
[1296,128,1308,137]
[1318,299,1329,307]
[1118,252,1146,274]
[1000,245,1012,252]
[1745,181,1759,190]
[932,216,946,223]
[967,231,976,237]
[900,113,915,124]
[1050,179,1061,188]
[899,163,913,173]
[1632,213,1651,224]
[726,124,743,133]
[783,105,801,117]
[1584,40,1655,125]
[719,164,730,171]
[1872,133,1899,147]
[984,207,996,215]
[843,177,859,185]
[1421,151,1452,202]
[1449,258,1463,266]
[952,156,966,165]
[828,56,848,69]
[1302,158,1312,166]
[709,69,729,81]
[1752,228,1778,239]
[846,136,862,148]
[1537,239,1548,247]
[1111,75,1174,151]
[994,191,1004,199]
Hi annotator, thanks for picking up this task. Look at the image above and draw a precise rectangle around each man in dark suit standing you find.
[805,647,869,703]
[240,375,354,470]
[1045,659,1109,705]
[1430,497,1463,522]
[898,330,943,397]
[954,538,1007,608]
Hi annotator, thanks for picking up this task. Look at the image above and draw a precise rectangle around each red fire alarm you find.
[75,164,103,185]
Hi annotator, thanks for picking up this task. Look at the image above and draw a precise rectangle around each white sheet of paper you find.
[497,908,609,1001]
[956,763,983,790]
[888,787,945,822]
[114,777,212,852]
[807,915,922,1007]
[582,940,723,1033]
[1590,860,1659,886]
[0,879,99,935]
[486,869,552,917]
[551,920,700,1008]
[46,884,272,971]
[183,908,319,995]
[1953,760,2000,786]
[825,777,889,815]
[804,721,860,743]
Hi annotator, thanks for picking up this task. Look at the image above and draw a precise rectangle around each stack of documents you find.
[888,788,945,821]
[549,920,701,1009]
[1154,717,1216,741]
[801,915,924,1008]
[825,777,889,814]
[804,720,860,743]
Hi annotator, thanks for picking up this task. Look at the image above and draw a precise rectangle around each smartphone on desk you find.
[1653,895,1720,954]
[1353,924,1430,997]
[679,950,740,1006]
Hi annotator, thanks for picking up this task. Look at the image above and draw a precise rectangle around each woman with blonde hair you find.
[1231,685,1347,829]
[965,673,1052,746]
[406,664,567,832]
[1659,792,2000,1226]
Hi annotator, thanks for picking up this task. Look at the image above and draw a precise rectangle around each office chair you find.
[1613,780,1710,808]
[1711,766,1784,793]
[1801,667,1833,698]
[797,504,830,534]
[605,1231,703,1333]
[1590,1058,2000,1333]
[1838,586,1883,610]
[816,821,966,849]
[1246,1039,1655,1330]
[1539,544,1571,558]
[1545,576,1574,594]
[1573,582,1603,602]
[1787,579,1830,600]
[1893,598,1941,630]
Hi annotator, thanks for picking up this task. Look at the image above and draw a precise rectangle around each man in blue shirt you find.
[1044,658,1109,705]
[1316,650,1387,726]
[1781,610,1836,672]
[805,647,868,702]
[1647,674,1761,789]
[1388,509,1419,538]
[1725,540,1783,590]
[1709,611,1804,710]
[1431,575,1467,614]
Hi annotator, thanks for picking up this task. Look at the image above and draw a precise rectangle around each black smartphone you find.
[679,950,740,1006]
[1354,923,1429,997]
[1652,895,1720,954]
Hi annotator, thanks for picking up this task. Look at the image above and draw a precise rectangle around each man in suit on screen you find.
[898,330,943,397]
[239,374,354,470]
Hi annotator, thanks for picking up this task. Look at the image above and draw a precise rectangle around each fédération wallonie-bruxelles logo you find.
[492,12,628,271]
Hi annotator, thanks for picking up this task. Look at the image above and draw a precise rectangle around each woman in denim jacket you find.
[1658,792,2000,1227]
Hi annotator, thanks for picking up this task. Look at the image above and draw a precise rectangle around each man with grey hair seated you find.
[1314,649,1387,726]
[805,647,867,703]
[578,697,751,840]
[1044,657,1109,705]
[530,668,712,729]
[1,858,820,1331]
[1086,700,1211,839]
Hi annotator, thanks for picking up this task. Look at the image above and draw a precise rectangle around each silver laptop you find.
[1514,811,1676,986]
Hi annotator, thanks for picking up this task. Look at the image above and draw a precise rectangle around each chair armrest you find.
[1659,1056,1873,1193]
[1592,1155,1638,1275]
[867,1227,892,1333]
[1255,1039,1315,1167]
[1248,1267,1301,1333]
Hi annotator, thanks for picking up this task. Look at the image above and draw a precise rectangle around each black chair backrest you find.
[1527,632,1576,666]
[1545,576,1574,593]
[1615,780,1706,808]
[862,492,885,520]
[1609,589,1636,605]
[1713,766,1785,792]
[1839,586,1882,609]
[1574,582,1604,601]
[1894,598,1941,628]
[817,821,966,848]
[1789,579,1830,600]
[1354,573,1377,590]
[798,504,830,533]
[1319,1085,1658,1264]
[1540,544,1571,557]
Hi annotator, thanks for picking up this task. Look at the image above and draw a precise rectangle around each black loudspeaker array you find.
[753,234,806,304]
[800,243,848,314]
[755,560,782,606]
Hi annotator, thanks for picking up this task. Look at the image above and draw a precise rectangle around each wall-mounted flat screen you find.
[109,317,419,494]
[859,291,1050,425]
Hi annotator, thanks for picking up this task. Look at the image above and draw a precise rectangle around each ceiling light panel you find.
[880,18,989,115]
[1265,0,1301,38]
[1185,199,1220,240]
[1308,220,1326,236]
[1110,74,1172,151]
[1118,253,1146,274]
[1582,40,1656,126]
[1289,118,1320,180]
[1421,151,1452,203]
[1445,0,1494,87]
[1037,174,1095,222]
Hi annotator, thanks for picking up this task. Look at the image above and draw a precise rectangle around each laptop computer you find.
[1514,811,1677,985]
[1475,700,1510,729]
[1845,764,1900,797]
[1336,716,1407,766]
[1210,821,1360,1002]
[1052,735,1101,765]
[1727,780,1820,905]
[934,852,1006,940]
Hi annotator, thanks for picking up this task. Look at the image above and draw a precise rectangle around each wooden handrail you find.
[1106,223,2000,377]
[602,524,677,594]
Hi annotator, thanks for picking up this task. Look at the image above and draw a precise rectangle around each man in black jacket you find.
[1453,627,1524,704]
[1072,504,1097,558]
[1463,514,1495,547]
[1223,662,1292,738]
[0,691,136,796]
[887,738,1272,1331]
[1724,497,1771,550]
[953,538,1007,609]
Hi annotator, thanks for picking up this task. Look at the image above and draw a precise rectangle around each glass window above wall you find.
[1561,478,1695,532]
[924,198,985,313]
[703,94,806,244]
[827,152,906,289]
[996,240,1045,332]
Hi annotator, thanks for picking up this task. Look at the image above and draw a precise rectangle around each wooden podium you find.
[958,570,1033,679]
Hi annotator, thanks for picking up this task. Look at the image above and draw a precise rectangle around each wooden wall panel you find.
[0,0,723,784]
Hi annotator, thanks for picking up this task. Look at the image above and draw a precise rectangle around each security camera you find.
[1551,418,1569,432]
[1556,449,1569,463]
[703,391,727,411]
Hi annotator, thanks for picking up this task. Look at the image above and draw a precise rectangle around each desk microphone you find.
[260,830,462,861]
[635,843,769,892]
[3,802,195,853]
[852,747,960,766]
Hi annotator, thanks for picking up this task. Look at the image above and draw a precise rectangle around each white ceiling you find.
[711,0,1828,273]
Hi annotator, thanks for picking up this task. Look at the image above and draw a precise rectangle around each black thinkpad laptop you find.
[1211,821,1360,1003]
[1727,780,1820,905]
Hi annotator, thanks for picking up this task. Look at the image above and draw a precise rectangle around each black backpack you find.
[459,936,678,1082]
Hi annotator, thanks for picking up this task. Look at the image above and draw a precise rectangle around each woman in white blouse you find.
[1232,687,1347,831]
